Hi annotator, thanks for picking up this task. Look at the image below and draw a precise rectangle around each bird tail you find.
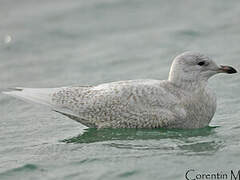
[2,87,59,107]
[2,87,95,127]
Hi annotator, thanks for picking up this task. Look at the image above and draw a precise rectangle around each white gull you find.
[3,52,237,129]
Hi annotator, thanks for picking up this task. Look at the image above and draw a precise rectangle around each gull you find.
[3,52,237,129]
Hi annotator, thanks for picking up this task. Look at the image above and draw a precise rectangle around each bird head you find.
[168,51,237,89]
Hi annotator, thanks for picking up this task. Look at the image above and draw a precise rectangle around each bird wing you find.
[3,80,186,128]
[51,80,186,128]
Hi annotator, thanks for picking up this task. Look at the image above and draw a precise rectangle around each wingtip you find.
[9,87,24,91]
[2,90,14,95]
[2,91,8,95]
[1,87,24,95]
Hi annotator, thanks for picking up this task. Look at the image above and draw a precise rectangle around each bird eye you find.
[198,61,205,66]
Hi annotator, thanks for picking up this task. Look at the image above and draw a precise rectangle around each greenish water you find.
[0,0,240,179]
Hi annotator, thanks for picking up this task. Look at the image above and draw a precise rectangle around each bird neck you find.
[168,74,208,92]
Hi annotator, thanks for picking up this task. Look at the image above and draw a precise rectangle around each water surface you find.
[1,0,240,179]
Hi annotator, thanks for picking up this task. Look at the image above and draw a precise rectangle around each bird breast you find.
[181,87,217,128]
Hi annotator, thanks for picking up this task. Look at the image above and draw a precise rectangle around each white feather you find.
[2,87,58,107]
[2,87,81,119]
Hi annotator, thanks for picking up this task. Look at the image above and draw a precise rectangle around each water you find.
[0,0,240,179]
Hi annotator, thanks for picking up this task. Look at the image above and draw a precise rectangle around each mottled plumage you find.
[3,52,237,129]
